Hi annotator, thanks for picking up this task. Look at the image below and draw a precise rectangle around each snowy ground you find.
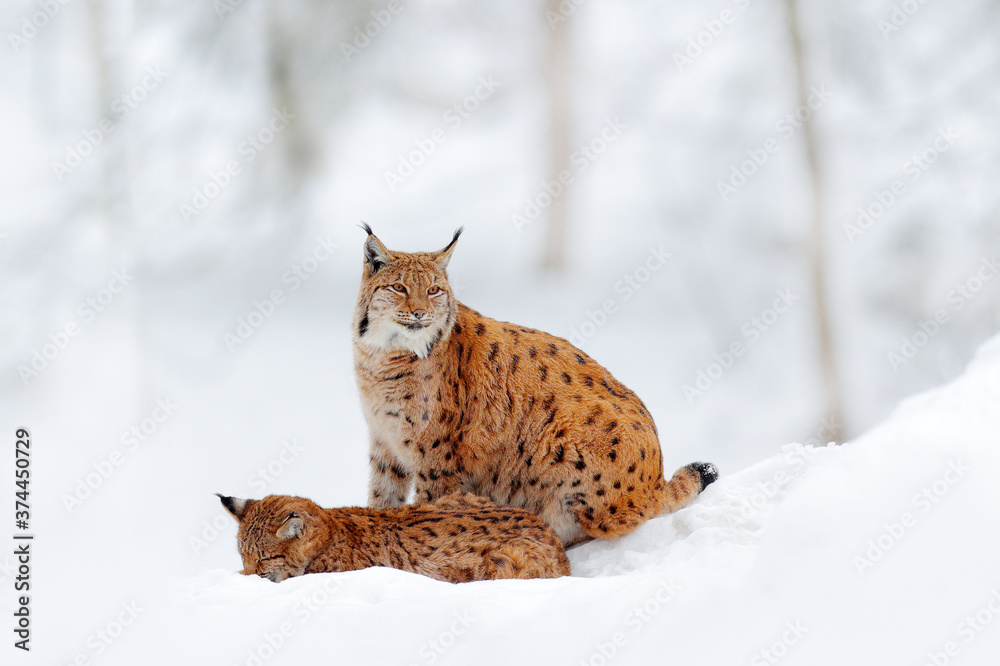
[4,2,1000,661]
[8,327,999,665]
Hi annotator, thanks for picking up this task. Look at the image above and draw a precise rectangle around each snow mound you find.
[54,334,1000,665]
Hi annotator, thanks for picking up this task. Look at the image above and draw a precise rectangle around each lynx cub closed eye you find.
[220,492,570,584]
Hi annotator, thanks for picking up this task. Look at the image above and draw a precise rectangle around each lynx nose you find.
[412,309,426,320]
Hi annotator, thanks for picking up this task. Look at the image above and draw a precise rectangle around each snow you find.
[5,1,1000,663]
[11,331,1000,665]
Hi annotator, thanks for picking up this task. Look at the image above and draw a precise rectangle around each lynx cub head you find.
[218,494,321,583]
[354,224,462,358]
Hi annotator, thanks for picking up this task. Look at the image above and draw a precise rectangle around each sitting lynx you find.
[353,226,718,546]
[218,492,570,583]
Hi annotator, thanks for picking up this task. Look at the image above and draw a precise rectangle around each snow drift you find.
[18,334,1000,666]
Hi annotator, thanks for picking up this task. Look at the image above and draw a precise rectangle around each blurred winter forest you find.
[3,0,1000,474]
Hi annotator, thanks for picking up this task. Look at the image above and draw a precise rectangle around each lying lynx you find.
[218,492,570,583]
[353,226,718,546]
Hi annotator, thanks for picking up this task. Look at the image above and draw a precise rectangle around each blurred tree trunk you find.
[783,0,845,443]
[86,0,154,399]
[266,1,312,228]
[85,0,116,246]
[542,0,571,271]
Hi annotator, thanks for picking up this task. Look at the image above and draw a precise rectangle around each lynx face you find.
[219,494,317,583]
[354,224,462,358]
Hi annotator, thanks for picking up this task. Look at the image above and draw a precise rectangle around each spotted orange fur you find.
[219,492,570,583]
[353,227,718,545]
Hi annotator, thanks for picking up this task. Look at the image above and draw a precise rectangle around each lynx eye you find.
[427,286,441,295]
[388,284,407,294]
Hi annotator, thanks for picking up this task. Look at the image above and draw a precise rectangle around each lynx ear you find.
[277,514,304,540]
[217,494,255,521]
[433,227,463,271]
[361,223,390,275]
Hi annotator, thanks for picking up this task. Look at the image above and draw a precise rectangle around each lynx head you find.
[218,494,323,583]
[354,224,462,358]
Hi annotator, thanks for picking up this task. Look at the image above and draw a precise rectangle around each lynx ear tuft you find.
[217,494,255,521]
[433,227,463,271]
[362,225,391,275]
[277,515,304,540]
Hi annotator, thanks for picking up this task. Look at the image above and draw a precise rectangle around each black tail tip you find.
[689,462,719,491]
